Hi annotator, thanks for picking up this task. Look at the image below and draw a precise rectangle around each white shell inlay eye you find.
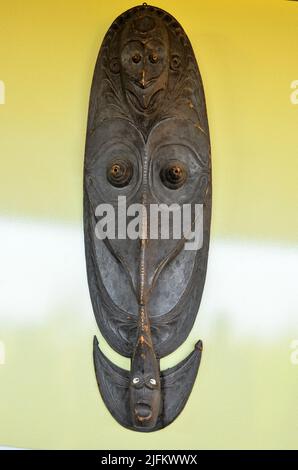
[132,377,140,384]
[150,378,157,385]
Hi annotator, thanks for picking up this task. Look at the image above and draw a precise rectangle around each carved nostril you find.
[135,403,152,421]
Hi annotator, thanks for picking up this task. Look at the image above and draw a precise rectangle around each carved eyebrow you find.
[122,39,143,48]
[86,140,140,170]
[145,38,167,47]
[153,143,207,167]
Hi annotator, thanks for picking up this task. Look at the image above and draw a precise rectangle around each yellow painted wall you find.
[0,0,297,240]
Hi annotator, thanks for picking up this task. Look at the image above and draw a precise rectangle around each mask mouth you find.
[133,77,156,90]
[125,87,164,113]
[134,403,152,422]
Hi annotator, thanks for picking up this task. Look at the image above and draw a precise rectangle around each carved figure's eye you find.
[160,161,187,189]
[149,378,157,385]
[107,159,133,188]
[132,377,140,384]
[149,53,159,64]
[170,54,181,71]
[132,53,142,64]
[109,57,120,74]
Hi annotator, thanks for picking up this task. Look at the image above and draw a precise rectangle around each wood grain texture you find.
[84,4,211,431]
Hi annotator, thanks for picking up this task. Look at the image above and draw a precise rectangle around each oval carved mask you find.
[84,4,211,432]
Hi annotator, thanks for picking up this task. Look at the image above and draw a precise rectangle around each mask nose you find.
[135,403,152,422]
[136,69,146,89]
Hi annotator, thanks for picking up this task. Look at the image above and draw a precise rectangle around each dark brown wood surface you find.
[84,4,211,432]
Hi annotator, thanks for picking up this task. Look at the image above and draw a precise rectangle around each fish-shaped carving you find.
[84,3,211,431]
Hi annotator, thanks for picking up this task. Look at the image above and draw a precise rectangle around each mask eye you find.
[132,53,141,64]
[149,378,157,385]
[160,161,187,190]
[132,377,140,384]
[107,159,133,188]
[149,53,159,64]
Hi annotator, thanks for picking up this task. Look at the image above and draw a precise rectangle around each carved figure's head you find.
[129,333,161,429]
[120,14,169,114]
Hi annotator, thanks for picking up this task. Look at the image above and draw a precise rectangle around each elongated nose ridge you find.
[135,70,149,89]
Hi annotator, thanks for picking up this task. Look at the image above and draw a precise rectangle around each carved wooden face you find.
[120,15,169,114]
[129,337,161,429]
[84,5,211,432]
[85,118,209,320]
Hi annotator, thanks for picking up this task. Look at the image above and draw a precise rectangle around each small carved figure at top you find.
[120,14,169,115]
[89,5,207,138]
